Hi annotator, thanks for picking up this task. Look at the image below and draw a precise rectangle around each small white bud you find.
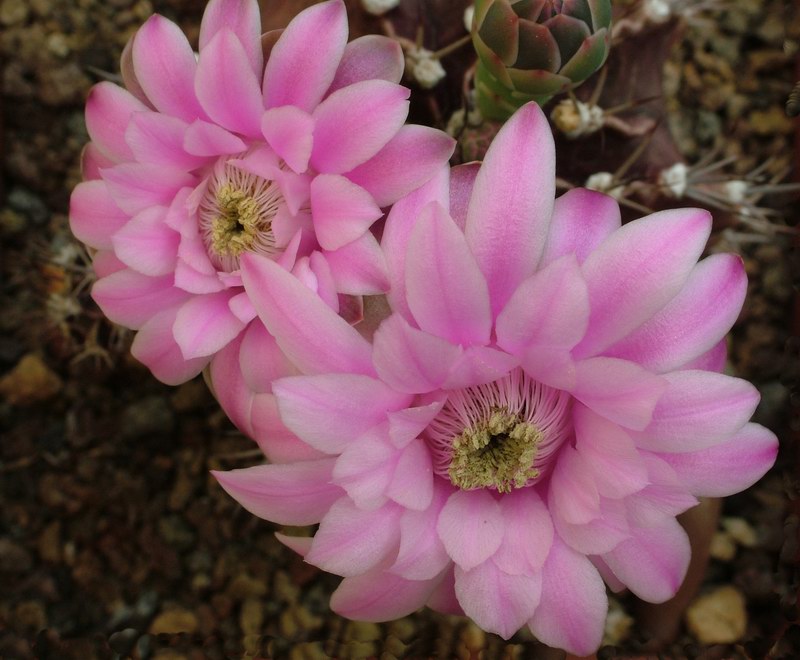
[464,6,475,33]
[585,172,625,199]
[642,0,672,23]
[551,99,605,139]
[361,0,400,16]
[658,162,689,199]
[406,47,446,89]
[722,180,749,205]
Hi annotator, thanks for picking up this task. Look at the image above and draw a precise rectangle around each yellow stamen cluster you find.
[448,406,542,493]
[210,184,263,259]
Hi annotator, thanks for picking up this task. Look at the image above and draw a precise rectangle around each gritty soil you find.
[0,0,799,659]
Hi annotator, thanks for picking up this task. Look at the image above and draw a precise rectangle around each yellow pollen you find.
[448,406,542,493]
[210,184,265,258]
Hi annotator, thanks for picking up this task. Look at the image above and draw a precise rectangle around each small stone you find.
[120,396,175,439]
[13,600,47,633]
[686,586,747,644]
[8,187,48,225]
[149,608,199,635]
[603,598,634,646]
[0,209,27,236]
[158,515,195,551]
[228,572,268,600]
[46,33,70,57]
[38,521,62,563]
[0,539,33,573]
[723,517,759,548]
[240,598,263,636]
[347,621,381,642]
[0,0,29,25]
[0,353,62,406]
[710,531,737,561]
[749,107,793,135]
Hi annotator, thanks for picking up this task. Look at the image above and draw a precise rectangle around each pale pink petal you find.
[655,422,778,497]
[602,517,691,603]
[572,357,668,431]
[324,232,390,295]
[262,0,347,111]
[306,498,402,576]
[261,105,314,173]
[213,459,341,525]
[554,496,630,555]
[92,270,188,329]
[130,306,209,384]
[92,251,126,278]
[496,254,589,356]
[575,208,713,357]
[442,346,519,390]
[573,404,648,498]
[175,255,226,294]
[633,370,760,452]
[590,555,626,593]
[310,174,383,251]
[437,489,504,570]
[81,143,116,181]
[228,292,257,324]
[406,202,492,346]
[85,82,147,162]
[250,395,326,463]
[385,438,434,510]
[119,33,151,107]
[241,253,374,375]
[426,568,464,615]
[456,561,541,640]
[275,533,313,557]
[345,125,456,207]
[391,481,451,580]
[333,425,397,509]
[195,29,264,137]
[199,0,262,77]
[548,445,600,525]
[311,80,410,174]
[69,180,128,250]
[273,374,411,454]
[183,119,247,157]
[238,319,298,391]
[132,15,206,121]
[101,163,196,216]
[540,188,621,266]
[328,34,403,94]
[387,399,445,449]
[449,163,480,230]
[308,251,339,312]
[604,254,747,373]
[173,290,246,359]
[331,566,443,622]
[381,166,450,321]
[372,314,462,394]
[112,206,179,276]
[125,111,206,170]
[492,489,553,575]
[680,339,727,373]
[517,346,576,392]
[625,454,698,527]
[529,537,607,657]
[465,102,555,315]
[209,333,256,437]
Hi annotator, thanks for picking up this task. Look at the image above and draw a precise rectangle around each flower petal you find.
[602,517,691,603]
[324,232,390,295]
[529,536,607,657]
[213,459,341,525]
[604,254,747,373]
[199,0,262,77]
[406,202,492,346]
[85,82,147,162]
[311,80,410,174]
[124,112,205,170]
[345,125,456,207]
[540,188,620,266]
[273,374,411,454]
[633,370,760,452]
[654,423,778,497]
[465,102,555,315]
[328,34,403,94]
[449,163,480,231]
[575,208,712,357]
[549,445,600,525]
[195,29,264,137]
[261,105,314,173]
[262,0,347,111]
[310,174,383,251]
[492,489,553,575]
[112,206,179,276]
[101,163,196,216]
[132,15,206,121]
[183,119,247,157]
[241,253,374,375]
[385,438,434,510]
[70,180,128,250]
[437,489,504,571]
[333,425,397,509]
[92,270,188,329]
[172,291,246,359]
[306,498,402,576]
[455,561,541,640]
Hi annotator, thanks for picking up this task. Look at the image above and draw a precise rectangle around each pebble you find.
[12,600,47,633]
[0,538,33,573]
[0,353,62,406]
[120,396,175,440]
[722,517,759,548]
[603,598,634,646]
[710,531,738,561]
[38,520,62,563]
[228,572,268,600]
[8,187,49,225]
[685,586,748,644]
[0,0,29,25]
[149,608,199,635]
[239,597,263,636]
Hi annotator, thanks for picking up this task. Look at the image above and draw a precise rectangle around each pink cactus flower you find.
[69,0,454,384]
[213,102,777,655]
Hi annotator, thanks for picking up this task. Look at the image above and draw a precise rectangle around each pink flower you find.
[213,103,777,654]
[69,0,454,384]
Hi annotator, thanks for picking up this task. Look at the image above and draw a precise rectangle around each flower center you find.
[198,159,284,272]
[425,369,572,493]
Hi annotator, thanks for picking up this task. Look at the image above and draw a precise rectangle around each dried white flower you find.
[550,99,605,139]
[361,0,400,16]
[406,47,446,89]
[658,162,690,199]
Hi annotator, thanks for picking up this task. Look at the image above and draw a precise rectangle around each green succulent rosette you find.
[472,0,612,120]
